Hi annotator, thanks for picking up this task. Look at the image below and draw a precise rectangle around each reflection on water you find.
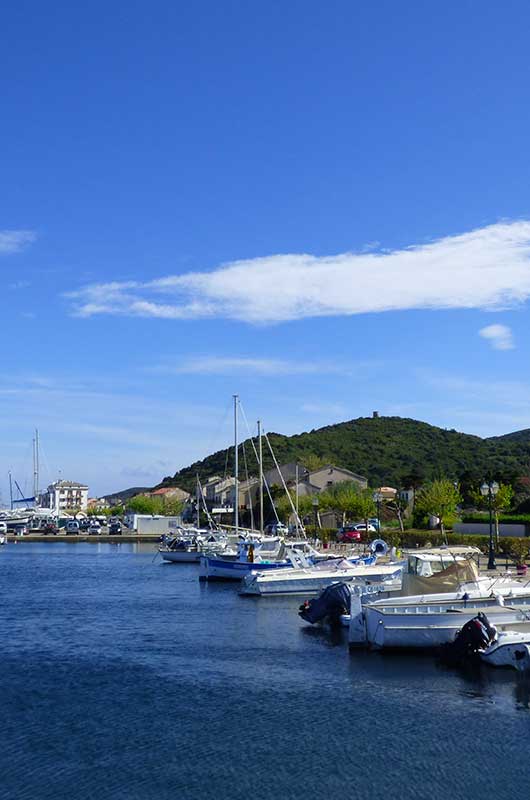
[1,543,529,800]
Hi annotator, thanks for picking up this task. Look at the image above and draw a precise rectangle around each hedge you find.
[302,526,529,561]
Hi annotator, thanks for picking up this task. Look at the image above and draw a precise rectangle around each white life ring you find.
[370,538,388,556]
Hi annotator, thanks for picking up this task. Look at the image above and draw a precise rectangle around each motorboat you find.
[350,597,530,649]
[346,548,530,649]
[480,631,530,671]
[443,612,530,671]
[240,551,403,597]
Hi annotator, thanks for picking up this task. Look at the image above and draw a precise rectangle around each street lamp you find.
[312,495,319,529]
[372,490,383,533]
[480,480,499,570]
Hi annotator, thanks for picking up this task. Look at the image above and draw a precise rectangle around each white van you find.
[65,520,80,534]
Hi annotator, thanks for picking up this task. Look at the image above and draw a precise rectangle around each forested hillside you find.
[156,416,530,493]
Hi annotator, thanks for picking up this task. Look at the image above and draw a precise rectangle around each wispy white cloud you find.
[152,356,341,377]
[479,323,514,350]
[9,279,31,289]
[67,220,530,324]
[0,230,36,254]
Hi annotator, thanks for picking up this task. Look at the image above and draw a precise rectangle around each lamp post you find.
[312,495,319,530]
[480,480,499,571]
[372,490,383,533]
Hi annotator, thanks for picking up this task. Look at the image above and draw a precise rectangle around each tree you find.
[127,495,164,515]
[386,492,409,533]
[302,453,331,472]
[318,481,362,527]
[162,497,185,516]
[415,479,461,540]
[275,490,312,526]
[127,494,185,517]
[356,488,376,535]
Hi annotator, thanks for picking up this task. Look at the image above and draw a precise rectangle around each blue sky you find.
[2,1,530,500]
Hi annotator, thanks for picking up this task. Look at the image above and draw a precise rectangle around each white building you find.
[42,480,89,514]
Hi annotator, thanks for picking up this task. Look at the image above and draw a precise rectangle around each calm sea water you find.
[1,542,530,800]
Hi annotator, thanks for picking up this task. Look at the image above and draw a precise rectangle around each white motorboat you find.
[350,598,530,649]
[480,631,530,671]
[443,612,530,672]
[346,548,530,649]
[240,553,403,596]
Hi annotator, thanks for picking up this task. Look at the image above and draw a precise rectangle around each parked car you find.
[265,522,288,535]
[88,523,101,535]
[109,522,122,535]
[66,520,80,534]
[42,523,59,535]
[337,527,362,543]
[336,523,377,542]
[13,523,27,536]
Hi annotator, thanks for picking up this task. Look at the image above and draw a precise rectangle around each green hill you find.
[157,416,530,492]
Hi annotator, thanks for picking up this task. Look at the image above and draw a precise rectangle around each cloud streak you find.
[0,230,36,254]
[68,221,530,324]
[479,323,514,350]
[152,356,341,377]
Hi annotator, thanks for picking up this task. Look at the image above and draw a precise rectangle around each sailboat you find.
[199,396,310,581]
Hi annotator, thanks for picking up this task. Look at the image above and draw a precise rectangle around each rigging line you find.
[38,441,54,488]
[201,397,232,482]
[241,438,255,532]
[263,431,306,537]
[223,444,230,482]
[238,403,280,525]
[198,478,220,531]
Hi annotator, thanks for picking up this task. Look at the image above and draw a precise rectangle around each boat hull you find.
[241,571,402,597]
[480,634,530,670]
[363,605,530,649]
[199,556,291,581]
[160,549,201,563]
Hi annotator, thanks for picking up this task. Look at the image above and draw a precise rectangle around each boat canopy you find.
[400,558,480,596]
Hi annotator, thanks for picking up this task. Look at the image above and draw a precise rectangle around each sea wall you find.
[453,522,527,537]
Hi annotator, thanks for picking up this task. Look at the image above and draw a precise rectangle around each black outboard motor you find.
[299,582,352,625]
[441,612,497,666]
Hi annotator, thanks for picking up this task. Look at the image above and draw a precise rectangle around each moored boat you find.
[240,555,402,596]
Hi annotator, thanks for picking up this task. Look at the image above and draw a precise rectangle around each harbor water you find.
[2,542,530,800]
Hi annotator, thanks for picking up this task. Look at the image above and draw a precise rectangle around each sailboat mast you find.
[33,428,40,504]
[295,463,299,535]
[233,395,239,535]
[9,471,13,510]
[196,474,200,528]
[258,419,264,535]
